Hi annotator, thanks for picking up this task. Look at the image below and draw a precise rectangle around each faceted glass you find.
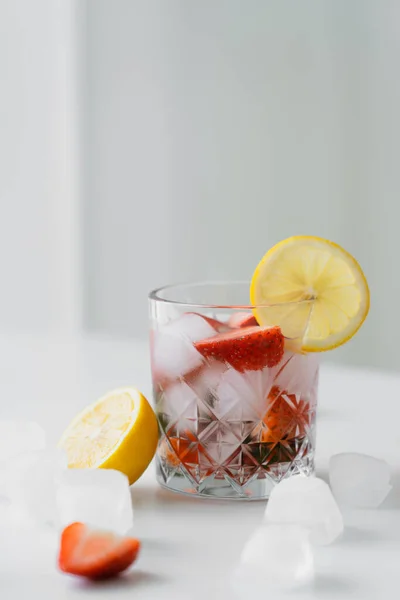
[149,282,319,500]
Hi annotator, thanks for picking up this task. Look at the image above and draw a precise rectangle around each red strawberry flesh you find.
[228,312,259,328]
[187,313,231,333]
[58,522,141,580]
[194,325,284,372]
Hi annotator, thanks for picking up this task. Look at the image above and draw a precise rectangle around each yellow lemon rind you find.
[250,235,370,352]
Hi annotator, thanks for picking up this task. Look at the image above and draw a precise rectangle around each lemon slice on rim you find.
[250,236,370,352]
[58,387,158,485]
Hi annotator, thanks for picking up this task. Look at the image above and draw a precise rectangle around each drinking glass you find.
[149,282,318,500]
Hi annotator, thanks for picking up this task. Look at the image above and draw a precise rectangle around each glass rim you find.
[148,280,312,310]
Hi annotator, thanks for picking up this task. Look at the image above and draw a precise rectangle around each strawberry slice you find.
[228,312,258,328]
[194,326,284,371]
[58,522,140,580]
[188,313,231,333]
[261,386,310,443]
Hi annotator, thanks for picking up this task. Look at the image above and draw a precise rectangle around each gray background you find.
[1,0,399,371]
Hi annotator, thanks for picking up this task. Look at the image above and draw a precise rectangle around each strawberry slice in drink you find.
[194,326,284,372]
[228,312,259,328]
[58,522,140,580]
[260,385,311,444]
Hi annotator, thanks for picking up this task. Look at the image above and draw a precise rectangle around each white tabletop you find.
[0,333,399,599]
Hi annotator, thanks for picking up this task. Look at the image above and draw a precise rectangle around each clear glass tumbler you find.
[149,282,319,500]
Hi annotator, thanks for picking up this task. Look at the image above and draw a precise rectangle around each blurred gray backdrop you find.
[1,0,399,371]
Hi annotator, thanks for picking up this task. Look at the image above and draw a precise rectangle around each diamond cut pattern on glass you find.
[155,352,318,498]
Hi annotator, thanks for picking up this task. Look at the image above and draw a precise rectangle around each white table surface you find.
[0,333,399,599]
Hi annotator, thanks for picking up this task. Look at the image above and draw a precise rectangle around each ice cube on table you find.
[329,452,392,508]
[265,475,344,545]
[0,421,46,462]
[151,313,217,382]
[56,468,133,534]
[1,448,67,526]
[235,524,314,592]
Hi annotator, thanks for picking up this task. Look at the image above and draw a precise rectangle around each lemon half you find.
[250,236,370,352]
[58,387,158,485]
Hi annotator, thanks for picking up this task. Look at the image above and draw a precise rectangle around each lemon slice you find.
[58,387,158,485]
[250,236,370,352]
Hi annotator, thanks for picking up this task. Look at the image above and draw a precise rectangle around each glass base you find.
[156,452,315,501]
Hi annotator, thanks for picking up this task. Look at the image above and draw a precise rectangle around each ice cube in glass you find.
[151,313,217,382]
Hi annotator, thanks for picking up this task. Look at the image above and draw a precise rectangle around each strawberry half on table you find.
[58,522,141,580]
[194,325,284,372]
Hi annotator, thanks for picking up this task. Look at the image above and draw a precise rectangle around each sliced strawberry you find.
[58,522,140,580]
[160,430,213,476]
[228,312,259,328]
[194,326,284,372]
[261,386,310,443]
[188,313,231,333]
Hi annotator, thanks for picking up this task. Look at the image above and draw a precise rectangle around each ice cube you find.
[156,358,227,418]
[0,421,46,462]
[214,366,276,420]
[329,452,392,508]
[274,352,319,400]
[228,312,258,328]
[56,468,133,534]
[264,475,344,545]
[0,449,67,526]
[165,313,218,341]
[185,359,227,398]
[158,381,199,424]
[234,524,314,592]
[151,313,217,382]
